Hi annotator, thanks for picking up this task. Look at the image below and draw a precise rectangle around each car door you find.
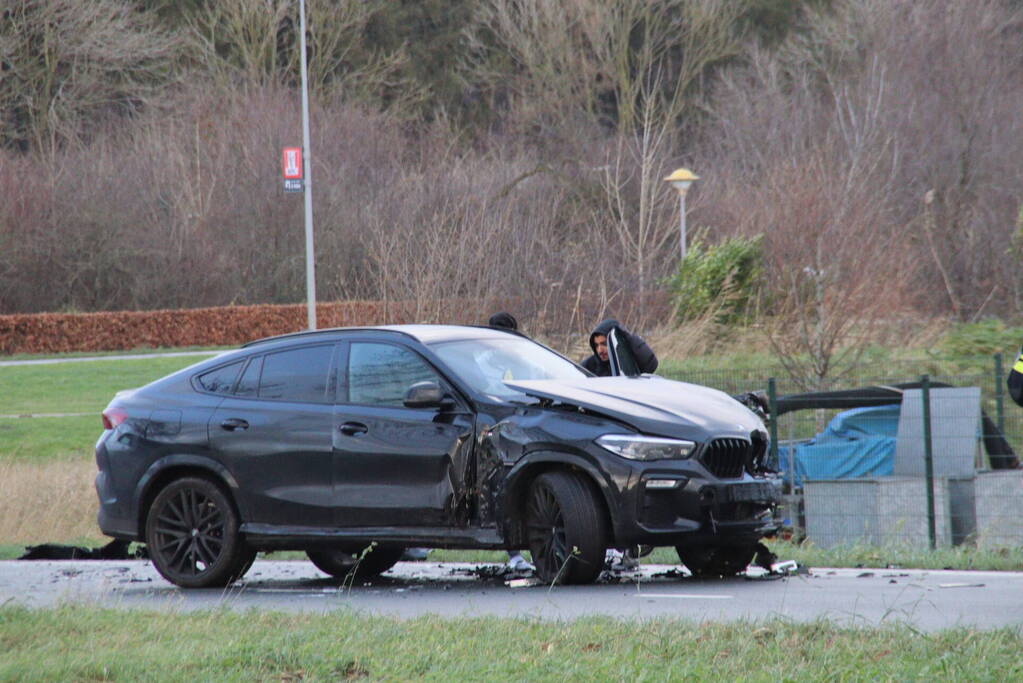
[332,340,474,527]
[208,343,339,528]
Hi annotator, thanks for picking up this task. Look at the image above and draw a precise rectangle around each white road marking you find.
[0,412,93,419]
[0,351,223,367]
[252,588,339,594]
[634,593,734,600]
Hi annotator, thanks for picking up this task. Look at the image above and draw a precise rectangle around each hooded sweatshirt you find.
[581,318,658,376]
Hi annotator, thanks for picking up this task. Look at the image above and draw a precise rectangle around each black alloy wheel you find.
[145,477,255,588]
[525,471,607,585]
[306,544,405,580]
[676,543,757,578]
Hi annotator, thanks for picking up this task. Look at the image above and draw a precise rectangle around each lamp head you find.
[664,167,699,193]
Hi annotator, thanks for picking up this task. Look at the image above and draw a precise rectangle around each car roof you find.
[243,324,518,348]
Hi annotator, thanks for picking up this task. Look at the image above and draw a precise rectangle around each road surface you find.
[2,560,1020,631]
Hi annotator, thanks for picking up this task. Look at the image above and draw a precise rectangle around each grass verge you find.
[0,458,99,547]
[1,608,1021,680]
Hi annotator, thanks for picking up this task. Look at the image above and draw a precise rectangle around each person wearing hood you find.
[580,318,658,572]
[582,318,658,377]
[488,312,519,331]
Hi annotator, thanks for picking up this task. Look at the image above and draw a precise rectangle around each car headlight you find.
[595,434,696,461]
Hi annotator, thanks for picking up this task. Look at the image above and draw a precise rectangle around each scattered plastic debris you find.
[505,577,542,588]
[938,583,985,589]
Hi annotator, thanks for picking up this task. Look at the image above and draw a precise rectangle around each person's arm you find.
[625,330,658,374]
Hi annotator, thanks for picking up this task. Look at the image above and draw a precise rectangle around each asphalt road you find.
[2,560,1020,631]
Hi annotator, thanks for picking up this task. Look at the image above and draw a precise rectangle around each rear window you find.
[258,345,334,403]
[196,361,243,394]
[235,357,262,398]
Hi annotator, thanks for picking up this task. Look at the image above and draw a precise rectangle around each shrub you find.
[667,233,763,324]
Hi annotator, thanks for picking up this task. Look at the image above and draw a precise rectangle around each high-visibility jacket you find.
[1008,348,1023,406]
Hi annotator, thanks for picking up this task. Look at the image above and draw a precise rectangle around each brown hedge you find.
[0,301,478,355]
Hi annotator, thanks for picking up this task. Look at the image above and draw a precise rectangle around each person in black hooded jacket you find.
[581,318,658,377]
[1008,346,1023,406]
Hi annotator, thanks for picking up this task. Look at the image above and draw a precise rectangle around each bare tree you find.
[0,0,182,151]
[464,0,742,134]
[699,43,915,389]
[185,0,425,114]
[597,80,678,318]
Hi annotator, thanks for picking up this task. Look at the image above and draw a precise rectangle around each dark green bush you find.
[667,233,763,324]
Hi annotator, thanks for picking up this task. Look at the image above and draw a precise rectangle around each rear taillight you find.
[102,407,128,430]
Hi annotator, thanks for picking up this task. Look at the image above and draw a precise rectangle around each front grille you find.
[700,438,752,479]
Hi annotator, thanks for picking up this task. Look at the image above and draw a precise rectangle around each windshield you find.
[429,337,588,400]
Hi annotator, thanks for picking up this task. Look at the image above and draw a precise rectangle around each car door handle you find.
[220,418,249,431]
[338,421,368,436]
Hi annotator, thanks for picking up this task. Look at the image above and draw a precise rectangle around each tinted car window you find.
[196,361,243,394]
[430,337,587,399]
[235,356,262,398]
[348,343,440,406]
[258,345,334,403]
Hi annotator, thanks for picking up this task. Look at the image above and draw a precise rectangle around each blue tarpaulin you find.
[778,405,900,487]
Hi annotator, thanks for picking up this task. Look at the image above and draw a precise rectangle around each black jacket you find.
[1008,347,1023,406]
[581,319,658,377]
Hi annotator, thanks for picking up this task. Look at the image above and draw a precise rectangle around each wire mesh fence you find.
[661,355,1023,551]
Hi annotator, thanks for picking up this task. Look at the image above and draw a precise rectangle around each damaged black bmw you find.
[95,325,780,588]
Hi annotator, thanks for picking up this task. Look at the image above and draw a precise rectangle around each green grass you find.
[0,417,99,460]
[0,607,1020,680]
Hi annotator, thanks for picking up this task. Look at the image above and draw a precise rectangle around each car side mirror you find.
[403,381,452,409]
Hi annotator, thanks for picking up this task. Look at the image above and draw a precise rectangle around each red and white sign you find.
[282,147,304,192]
[282,147,303,179]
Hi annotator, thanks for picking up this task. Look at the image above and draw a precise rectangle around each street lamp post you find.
[298,0,317,330]
[664,168,699,261]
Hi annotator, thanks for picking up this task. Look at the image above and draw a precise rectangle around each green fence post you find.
[921,374,936,550]
[995,353,1005,436]
[768,377,778,468]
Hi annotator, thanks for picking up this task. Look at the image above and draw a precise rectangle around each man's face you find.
[594,334,608,361]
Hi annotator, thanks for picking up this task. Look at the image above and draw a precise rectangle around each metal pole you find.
[299,0,317,330]
[921,374,936,550]
[768,377,779,471]
[995,353,1005,435]
[679,192,687,261]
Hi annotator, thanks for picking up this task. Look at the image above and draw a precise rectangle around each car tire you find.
[306,544,405,580]
[676,543,756,577]
[525,471,607,585]
[145,476,255,588]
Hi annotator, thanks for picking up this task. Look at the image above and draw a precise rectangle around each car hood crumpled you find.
[504,375,763,440]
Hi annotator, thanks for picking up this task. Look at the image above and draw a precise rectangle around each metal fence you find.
[661,355,1023,550]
